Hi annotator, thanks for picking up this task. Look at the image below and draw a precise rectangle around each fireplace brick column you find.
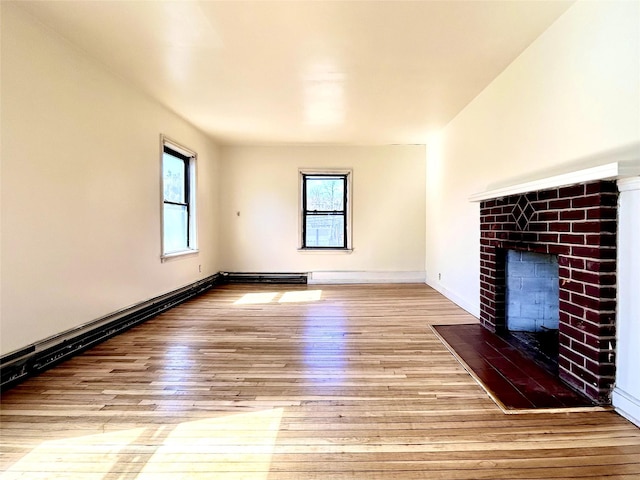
[479,180,618,403]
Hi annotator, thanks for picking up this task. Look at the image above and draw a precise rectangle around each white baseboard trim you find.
[612,387,640,427]
[425,279,480,318]
[308,271,426,284]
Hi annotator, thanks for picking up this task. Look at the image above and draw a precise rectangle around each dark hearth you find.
[506,329,560,375]
[434,324,594,410]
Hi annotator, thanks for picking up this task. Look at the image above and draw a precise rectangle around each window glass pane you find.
[305,214,344,247]
[163,153,186,203]
[164,203,188,252]
[306,177,344,211]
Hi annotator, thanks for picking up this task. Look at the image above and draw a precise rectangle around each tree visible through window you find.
[302,173,348,249]
[162,138,197,257]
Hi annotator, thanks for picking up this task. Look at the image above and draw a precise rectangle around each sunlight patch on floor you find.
[135,408,283,478]
[0,427,147,479]
[0,409,284,479]
[234,290,322,305]
[234,292,279,305]
[279,290,322,303]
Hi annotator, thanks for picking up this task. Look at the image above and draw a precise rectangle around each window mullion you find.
[164,200,188,207]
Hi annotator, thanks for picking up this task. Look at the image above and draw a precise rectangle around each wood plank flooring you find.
[1,283,639,479]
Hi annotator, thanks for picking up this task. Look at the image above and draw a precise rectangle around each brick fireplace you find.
[479,180,618,403]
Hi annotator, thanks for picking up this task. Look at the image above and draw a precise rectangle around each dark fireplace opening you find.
[504,250,560,373]
[506,329,560,375]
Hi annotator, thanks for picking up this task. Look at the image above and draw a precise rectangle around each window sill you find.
[161,249,199,262]
[298,248,353,254]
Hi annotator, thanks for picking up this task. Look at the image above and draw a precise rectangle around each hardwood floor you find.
[1,283,639,479]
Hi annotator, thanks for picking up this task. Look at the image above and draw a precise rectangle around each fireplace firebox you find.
[505,250,560,370]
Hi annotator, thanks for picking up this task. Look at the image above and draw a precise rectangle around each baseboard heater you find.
[0,273,223,391]
[222,272,308,284]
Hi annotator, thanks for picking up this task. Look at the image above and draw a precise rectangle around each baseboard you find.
[425,279,480,318]
[308,271,426,284]
[0,273,223,391]
[222,272,308,284]
[612,387,640,427]
[1,271,471,391]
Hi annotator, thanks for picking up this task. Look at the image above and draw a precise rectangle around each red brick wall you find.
[480,180,618,403]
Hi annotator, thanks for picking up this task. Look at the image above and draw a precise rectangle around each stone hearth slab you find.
[432,324,605,413]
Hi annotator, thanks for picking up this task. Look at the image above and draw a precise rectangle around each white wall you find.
[219,145,426,277]
[426,0,640,316]
[0,4,221,355]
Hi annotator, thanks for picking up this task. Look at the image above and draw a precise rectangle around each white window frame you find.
[298,168,353,252]
[160,135,198,261]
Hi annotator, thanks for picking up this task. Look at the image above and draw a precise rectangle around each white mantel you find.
[469,143,640,202]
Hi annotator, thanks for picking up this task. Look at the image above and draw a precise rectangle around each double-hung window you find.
[161,136,197,258]
[300,171,351,249]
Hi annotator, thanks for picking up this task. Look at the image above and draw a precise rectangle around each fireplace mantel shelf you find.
[470,160,640,203]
